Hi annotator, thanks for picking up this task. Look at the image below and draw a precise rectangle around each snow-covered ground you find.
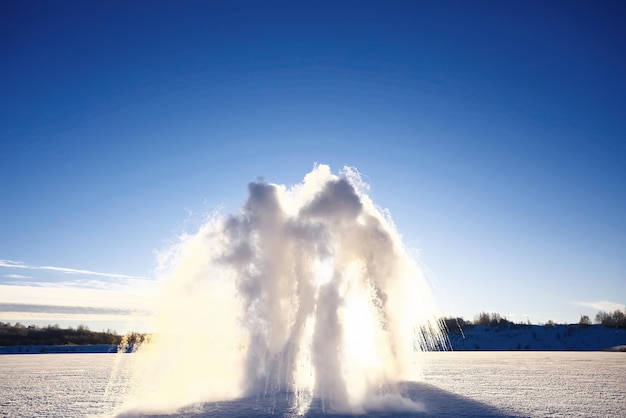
[422,352,625,417]
[446,324,626,351]
[0,352,624,417]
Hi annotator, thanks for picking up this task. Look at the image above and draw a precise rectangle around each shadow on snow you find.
[119,381,520,418]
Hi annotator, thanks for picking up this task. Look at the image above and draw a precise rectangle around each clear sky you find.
[1,1,624,332]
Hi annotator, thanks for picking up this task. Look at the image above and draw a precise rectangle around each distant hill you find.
[3,321,625,353]
[446,323,626,351]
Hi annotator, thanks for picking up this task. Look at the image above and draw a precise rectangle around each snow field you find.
[1,352,624,417]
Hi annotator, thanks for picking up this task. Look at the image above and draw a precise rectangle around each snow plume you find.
[119,164,445,416]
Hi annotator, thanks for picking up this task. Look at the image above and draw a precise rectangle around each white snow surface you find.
[0,352,624,417]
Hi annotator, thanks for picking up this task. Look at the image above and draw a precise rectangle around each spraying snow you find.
[118,164,446,416]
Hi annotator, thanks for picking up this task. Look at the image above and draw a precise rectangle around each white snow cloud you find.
[575,301,625,312]
[125,164,444,413]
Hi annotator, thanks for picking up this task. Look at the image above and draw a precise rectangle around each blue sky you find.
[1,1,624,332]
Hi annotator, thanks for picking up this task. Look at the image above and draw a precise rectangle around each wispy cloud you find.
[3,274,32,279]
[0,303,149,316]
[575,301,625,312]
[0,260,156,331]
[0,281,156,327]
[0,261,156,314]
[0,280,155,309]
[0,259,149,280]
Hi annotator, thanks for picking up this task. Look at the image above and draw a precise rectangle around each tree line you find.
[3,309,624,346]
[0,322,146,346]
[442,309,626,334]
[594,309,626,328]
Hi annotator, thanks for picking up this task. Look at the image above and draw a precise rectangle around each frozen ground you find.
[0,352,624,417]
[421,352,626,417]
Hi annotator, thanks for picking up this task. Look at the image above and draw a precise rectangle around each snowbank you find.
[447,324,626,351]
[0,344,135,354]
